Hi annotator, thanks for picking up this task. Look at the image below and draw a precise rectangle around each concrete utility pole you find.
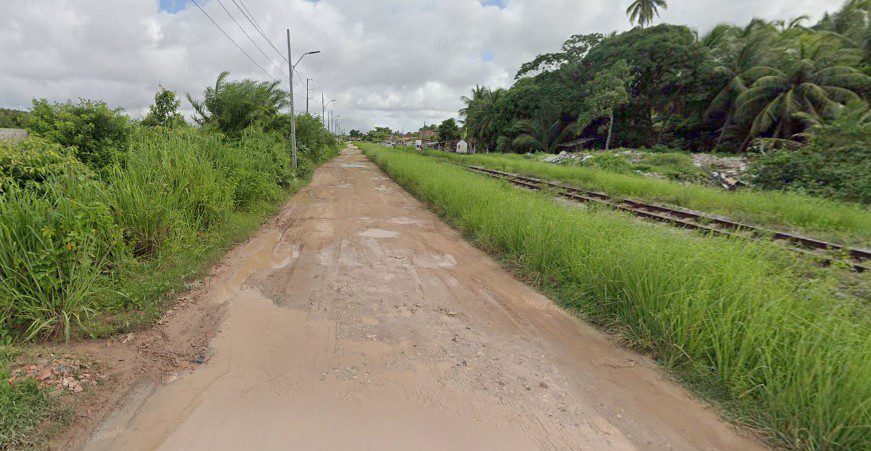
[306,78,312,115]
[321,93,326,126]
[286,28,321,169]
[287,29,298,170]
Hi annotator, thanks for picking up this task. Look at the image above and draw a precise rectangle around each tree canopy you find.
[455,1,870,155]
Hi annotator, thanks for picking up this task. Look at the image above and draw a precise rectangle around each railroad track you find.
[467,165,870,272]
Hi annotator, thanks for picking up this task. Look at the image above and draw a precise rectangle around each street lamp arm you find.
[294,50,322,68]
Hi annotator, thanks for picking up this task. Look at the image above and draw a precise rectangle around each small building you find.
[456,139,470,154]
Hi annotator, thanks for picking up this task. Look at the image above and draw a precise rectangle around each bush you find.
[26,99,131,170]
[752,103,871,204]
[576,153,632,172]
[0,137,91,193]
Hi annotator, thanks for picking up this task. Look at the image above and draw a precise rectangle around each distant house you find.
[0,128,27,141]
[456,139,470,154]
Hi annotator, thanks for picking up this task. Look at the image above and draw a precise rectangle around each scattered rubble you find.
[6,354,106,394]
[536,150,751,189]
[691,154,750,190]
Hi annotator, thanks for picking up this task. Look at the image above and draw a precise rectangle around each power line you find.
[233,0,289,63]
[214,0,286,76]
[191,0,278,81]
[226,0,321,110]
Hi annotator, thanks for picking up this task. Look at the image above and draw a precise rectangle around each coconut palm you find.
[459,86,505,151]
[626,0,667,28]
[704,29,779,149]
[734,35,870,146]
[511,118,580,154]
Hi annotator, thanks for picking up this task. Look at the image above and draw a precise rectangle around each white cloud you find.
[0,0,846,132]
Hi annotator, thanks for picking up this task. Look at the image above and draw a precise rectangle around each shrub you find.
[26,99,131,170]
[576,152,632,173]
[0,137,91,192]
[752,104,871,204]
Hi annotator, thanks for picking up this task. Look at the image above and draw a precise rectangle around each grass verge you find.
[0,129,340,446]
[417,148,871,247]
[362,143,870,450]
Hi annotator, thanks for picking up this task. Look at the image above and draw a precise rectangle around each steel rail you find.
[466,165,869,272]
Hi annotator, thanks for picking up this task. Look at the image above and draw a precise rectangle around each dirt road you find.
[84,147,762,450]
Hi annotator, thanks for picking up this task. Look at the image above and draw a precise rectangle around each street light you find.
[287,27,321,170]
[322,97,336,127]
[294,50,321,69]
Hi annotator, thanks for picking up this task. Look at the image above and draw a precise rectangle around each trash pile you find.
[6,354,105,394]
[691,154,750,190]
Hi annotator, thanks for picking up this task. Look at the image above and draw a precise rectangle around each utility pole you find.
[321,93,325,126]
[286,29,298,170]
[305,78,312,115]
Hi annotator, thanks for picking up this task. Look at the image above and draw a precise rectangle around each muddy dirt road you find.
[84,147,762,450]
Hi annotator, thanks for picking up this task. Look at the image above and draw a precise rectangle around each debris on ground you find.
[6,354,106,394]
[536,150,751,189]
[691,154,750,190]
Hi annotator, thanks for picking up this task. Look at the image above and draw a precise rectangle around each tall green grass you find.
[0,127,339,341]
[363,143,870,449]
[419,148,871,246]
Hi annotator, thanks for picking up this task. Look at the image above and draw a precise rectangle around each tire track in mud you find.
[82,146,764,450]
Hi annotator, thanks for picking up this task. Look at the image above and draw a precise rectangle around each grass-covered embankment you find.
[362,143,870,449]
[419,148,871,247]
[0,127,339,445]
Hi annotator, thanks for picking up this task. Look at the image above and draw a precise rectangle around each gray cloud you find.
[0,0,846,132]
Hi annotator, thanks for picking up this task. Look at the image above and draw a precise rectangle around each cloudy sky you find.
[0,0,845,132]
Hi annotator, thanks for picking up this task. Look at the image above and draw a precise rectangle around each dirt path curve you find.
[84,146,763,450]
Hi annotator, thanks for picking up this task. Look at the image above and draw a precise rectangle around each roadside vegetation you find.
[0,75,340,445]
[447,0,870,205]
[418,148,871,246]
[363,143,870,450]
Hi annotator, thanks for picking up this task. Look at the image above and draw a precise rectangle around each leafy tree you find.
[515,33,603,79]
[583,60,633,149]
[187,71,287,138]
[734,34,869,145]
[437,118,461,142]
[348,129,363,138]
[365,127,392,142]
[626,0,668,28]
[26,99,131,169]
[582,24,708,147]
[142,86,186,128]
[0,108,29,128]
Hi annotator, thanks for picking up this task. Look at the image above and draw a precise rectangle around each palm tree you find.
[187,71,287,137]
[511,118,579,154]
[734,35,869,147]
[704,29,778,149]
[459,87,505,152]
[626,0,667,28]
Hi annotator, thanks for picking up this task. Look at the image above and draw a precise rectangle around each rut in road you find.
[85,147,763,450]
